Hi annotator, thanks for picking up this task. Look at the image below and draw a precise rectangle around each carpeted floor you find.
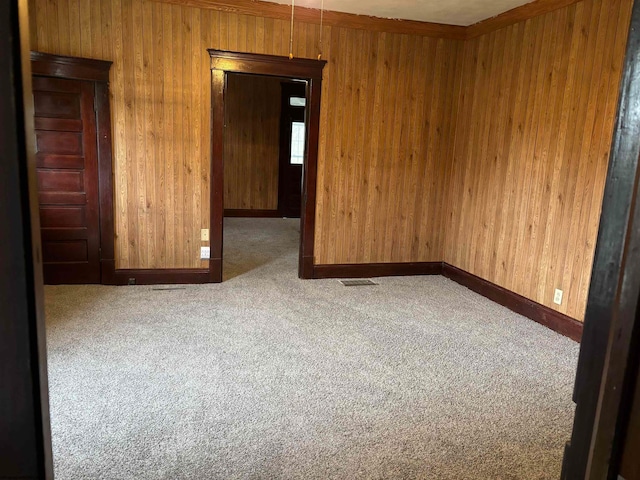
[44,218,579,480]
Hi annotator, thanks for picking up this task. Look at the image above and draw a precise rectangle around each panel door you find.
[33,76,101,284]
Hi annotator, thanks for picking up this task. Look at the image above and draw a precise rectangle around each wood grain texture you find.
[29,0,632,321]
[467,0,583,38]
[155,0,467,39]
[31,0,463,268]
[315,30,462,264]
[224,73,281,211]
[445,0,634,321]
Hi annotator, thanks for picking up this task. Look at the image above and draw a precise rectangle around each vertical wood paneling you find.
[223,74,281,211]
[313,28,461,264]
[446,0,633,320]
[31,0,461,269]
[29,0,630,321]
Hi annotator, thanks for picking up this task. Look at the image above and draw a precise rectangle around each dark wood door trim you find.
[208,50,326,282]
[30,51,115,285]
[1,1,53,477]
[31,51,111,82]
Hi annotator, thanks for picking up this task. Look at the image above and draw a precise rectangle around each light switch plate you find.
[200,246,210,259]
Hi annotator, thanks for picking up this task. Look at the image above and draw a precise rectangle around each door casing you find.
[208,50,326,282]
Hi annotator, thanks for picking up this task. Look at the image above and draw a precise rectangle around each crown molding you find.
[155,0,468,39]
[466,0,582,38]
[154,0,584,41]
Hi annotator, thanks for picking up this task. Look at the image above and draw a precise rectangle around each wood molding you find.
[442,264,583,342]
[298,76,322,281]
[30,51,112,82]
[156,0,467,40]
[1,2,54,476]
[209,50,326,283]
[312,262,444,279]
[300,255,314,280]
[95,81,116,285]
[110,268,210,285]
[209,50,326,79]
[466,0,582,38]
[224,209,282,218]
[156,0,583,40]
[312,261,582,341]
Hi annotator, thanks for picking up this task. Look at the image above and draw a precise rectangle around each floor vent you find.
[339,279,378,287]
[152,286,187,291]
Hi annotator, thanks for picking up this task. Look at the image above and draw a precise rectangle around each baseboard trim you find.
[300,255,314,279]
[312,262,443,279]
[224,209,282,218]
[111,268,210,285]
[311,260,582,342]
[105,258,582,341]
[442,263,583,342]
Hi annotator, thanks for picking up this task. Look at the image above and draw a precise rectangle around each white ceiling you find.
[264,0,535,26]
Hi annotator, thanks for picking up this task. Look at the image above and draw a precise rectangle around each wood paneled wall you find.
[315,29,462,264]
[31,0,213,268]
[445,0,633,320]
[224,73,281,211]
[29,0,461,268]
[28,0,632,320]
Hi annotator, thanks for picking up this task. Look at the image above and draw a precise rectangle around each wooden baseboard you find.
[224,209,282,218]
[312,262,443,279]
[442,263,583,342]
[300,255,314,279]
[311,260,582,341]
[110,268,210,285]
[209,258,222,283]
[103,257,582,341]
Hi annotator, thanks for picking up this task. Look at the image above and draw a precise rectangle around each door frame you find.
[1,2,53,477]
[207,50,326,282]
[30,51,115,284]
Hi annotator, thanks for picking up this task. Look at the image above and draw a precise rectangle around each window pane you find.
[290,121,305,165]
[290,97,306,107]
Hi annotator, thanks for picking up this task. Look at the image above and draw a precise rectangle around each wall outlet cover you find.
[200,246,211,259]
[201,229,209,241]
[554,289,563,305]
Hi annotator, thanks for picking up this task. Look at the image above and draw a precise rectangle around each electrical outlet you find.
[200,246,210,259]
[554,288,563,305]
[201,229,209,241]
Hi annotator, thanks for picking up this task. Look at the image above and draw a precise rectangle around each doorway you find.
[222,73,305,219]
[207,50,326,283]
[222,72,306,279]
[30,52,115,285]
[278,82,306,219]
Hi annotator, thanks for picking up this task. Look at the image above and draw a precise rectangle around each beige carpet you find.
[44,218,579,479]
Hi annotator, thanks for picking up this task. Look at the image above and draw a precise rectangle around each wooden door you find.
[33,76,101,284]
[278,82,306,218]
